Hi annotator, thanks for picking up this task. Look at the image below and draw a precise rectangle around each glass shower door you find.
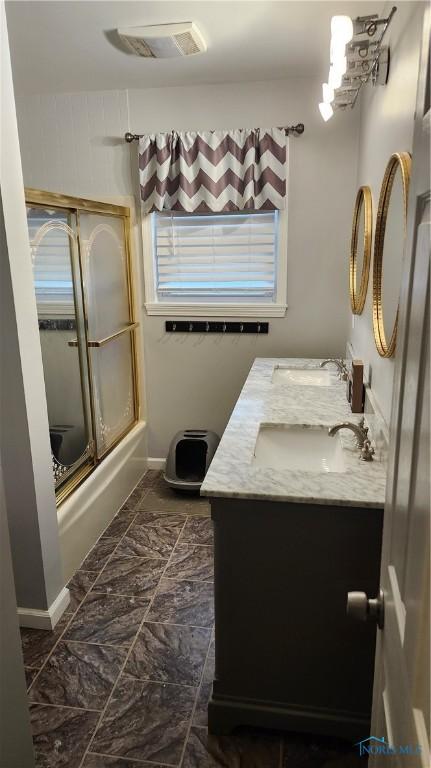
[26,205,95,495]
[78,212,139,458]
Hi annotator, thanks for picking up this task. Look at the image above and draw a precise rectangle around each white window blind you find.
[27,209,75,314]
[152,210,278,302]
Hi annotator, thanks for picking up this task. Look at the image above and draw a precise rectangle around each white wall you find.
[0,463,35,768]
[15,78,359,457]
[1,2,66,618]
[349,1,423,425]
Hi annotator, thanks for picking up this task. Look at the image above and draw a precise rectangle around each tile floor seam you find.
[120,673,198,690]
[85,750,176,767]
[100,514,139,541]
[76,514,189,767]
[85,589,164,601]
[85,515,143,583]
[132,619,214,631]
[177,617,216,768]
[81,484,152,572]
[46,637,132,650]
[161,577,214,585]
[27,700,101,714]
[140,516,190,618]
[24,606,84,695]
[25,486,143,698]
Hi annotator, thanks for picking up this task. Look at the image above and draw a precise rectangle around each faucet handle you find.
[360,439,375,462]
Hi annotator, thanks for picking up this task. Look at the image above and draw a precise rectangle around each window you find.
[27,208,75,317]
[143,209,287,317]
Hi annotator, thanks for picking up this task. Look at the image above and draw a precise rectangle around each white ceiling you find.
[6,1,379,95]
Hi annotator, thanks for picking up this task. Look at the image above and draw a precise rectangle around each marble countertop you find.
[200,358,387,508]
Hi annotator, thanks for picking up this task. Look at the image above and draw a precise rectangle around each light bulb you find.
[330,37,346,65]
[322,83,334,103]
[328,65,342,90]
[331,15,354,44]
[337,56,347,76]
[319,102,333,122]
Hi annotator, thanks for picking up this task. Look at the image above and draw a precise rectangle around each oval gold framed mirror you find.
[350,186,372,314]
[372,152,411,358]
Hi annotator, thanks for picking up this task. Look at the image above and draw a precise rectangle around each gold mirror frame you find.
[372,152,411,358]
[350,186,372,314]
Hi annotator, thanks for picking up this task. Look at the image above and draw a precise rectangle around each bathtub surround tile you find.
[81,538,118,571]
[182,726,282,768]
[125,623,211,686]
[193,644,215,727]
[67,571,98,612]
[165,544,214,583]
[30,703,99,768]
[116,523,180,559]
[101,513,136,540]
[179,517,214,546]
[92,555,167,598]
[91,676,196,765]
[29,641,127,710]
[64,593,150,646]
[147,578,214,628]
[20,614,71,668]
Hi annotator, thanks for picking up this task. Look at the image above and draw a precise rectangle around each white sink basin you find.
[253,424,346,473]
[272,366,333,386]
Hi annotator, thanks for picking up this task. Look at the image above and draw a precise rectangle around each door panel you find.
[78,210,138,459]
[370,8,430,765]
[79,213,131,339]
[91,332,136,455]
[26,205,95,491]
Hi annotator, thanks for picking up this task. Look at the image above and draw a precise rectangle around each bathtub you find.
[58,421,147,581]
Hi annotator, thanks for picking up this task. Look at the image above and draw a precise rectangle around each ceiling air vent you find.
[117,22,206,58]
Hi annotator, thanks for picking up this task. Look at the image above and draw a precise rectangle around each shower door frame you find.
[25,188,140,506]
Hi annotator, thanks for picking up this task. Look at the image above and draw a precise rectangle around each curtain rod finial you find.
[125,132,136,143]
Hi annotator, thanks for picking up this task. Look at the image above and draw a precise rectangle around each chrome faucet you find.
[320,359,349,381]
[328,417,369,448]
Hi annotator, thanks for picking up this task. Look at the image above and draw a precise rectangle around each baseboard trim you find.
[148,457,166,470]
[208,693,370,740]
[18,586,70,630]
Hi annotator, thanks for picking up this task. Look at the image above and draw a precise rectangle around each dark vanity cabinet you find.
[208,497,383,741]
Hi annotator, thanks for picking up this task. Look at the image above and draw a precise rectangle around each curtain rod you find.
[124,123,305,143]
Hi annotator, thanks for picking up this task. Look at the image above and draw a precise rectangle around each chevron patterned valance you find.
[138,128,287,213]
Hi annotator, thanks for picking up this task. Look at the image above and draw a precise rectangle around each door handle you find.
[346,589,385,629]
[67,322,139,348]
[87,322,139,347]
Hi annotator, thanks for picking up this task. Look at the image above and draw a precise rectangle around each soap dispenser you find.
[347,360,365,413]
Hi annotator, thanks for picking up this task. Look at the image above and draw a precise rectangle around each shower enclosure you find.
[25,189,139,504]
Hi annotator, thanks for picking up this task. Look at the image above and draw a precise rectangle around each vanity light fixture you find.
[322,83,334,103]
[319,102,333,122]
[319,6,397,121]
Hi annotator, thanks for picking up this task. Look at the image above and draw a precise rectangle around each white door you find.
[369,8,430,766]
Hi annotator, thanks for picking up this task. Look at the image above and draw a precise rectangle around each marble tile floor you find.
[21,470,362,768]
